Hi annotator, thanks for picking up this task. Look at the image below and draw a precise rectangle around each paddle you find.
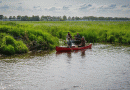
[69,46,73,52]
[70,47,73,52]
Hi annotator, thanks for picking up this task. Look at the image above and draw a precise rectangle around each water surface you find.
[0,43,130,90]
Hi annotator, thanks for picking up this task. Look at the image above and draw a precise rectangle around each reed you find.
[32,21,130,44]
[0,22,59,55]
[0,21,130,55]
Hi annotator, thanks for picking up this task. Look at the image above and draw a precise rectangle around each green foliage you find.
[28,33,37,41]
[0,21,130,55]
[0,35,28,55]
[107,35,115,43]
[0,21,59,55]
[79,29,98,43]
[37,36,44,44]
[6,22,17,26]
[2,35,16,45]
[15,41,28,53]
[2,45,15,55]
[0,33,7,45]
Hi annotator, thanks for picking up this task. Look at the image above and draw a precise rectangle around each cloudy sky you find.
[0,0,130,18]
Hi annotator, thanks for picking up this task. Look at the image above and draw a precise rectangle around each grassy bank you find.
[33,21,130,44]
[0,22,59,55]
[0,21,130,55]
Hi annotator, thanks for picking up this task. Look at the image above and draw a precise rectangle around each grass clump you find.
[0,22,59,55]
[0,35,28,55]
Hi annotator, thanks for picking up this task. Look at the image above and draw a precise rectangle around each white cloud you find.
[79,4,92,10]
[62,6,70,10]
[98,4,116,10]
[45,7,61,11]
[18,3,22,4]
[0,4,10,10]
[33,6,42,11]
[0,0,130,18]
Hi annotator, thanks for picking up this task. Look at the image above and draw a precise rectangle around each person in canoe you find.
[64,37,72,48]
[66,32,72,40]
[67,37,72,48]
[74,33,81,40]
[78,36,86,47]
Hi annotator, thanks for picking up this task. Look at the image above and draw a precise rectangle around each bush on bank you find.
[0,23,59,55]
[0,35,28,55]
[0,21,130,55]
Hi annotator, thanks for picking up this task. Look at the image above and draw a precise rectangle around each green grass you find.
[0,21,130,55]
[0,35,28,55]
[32,21,130,44]
[0,22,59,55]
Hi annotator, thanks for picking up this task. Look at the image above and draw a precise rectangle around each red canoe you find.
[56,44,92,52]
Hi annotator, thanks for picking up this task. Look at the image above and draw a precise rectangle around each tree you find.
[0,15,3,19]
[63,15,67,21]
[3,16,7,19]
[32,15,39,21]
[17,15,21,19]
[99,17,104,20]
[68,16,71,21]
[57,16,62,21]
[21,15,28,21]
[13,16,16,19]
[75,16,80,20]
[72,16,75,21]
[9,16,12,19]
[41,15,45,21]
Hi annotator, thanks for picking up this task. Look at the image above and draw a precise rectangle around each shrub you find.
[28,33,37,41]
[37,36,44,44]
[0,26,9,33]
[2,35,16,45]
[2,45,15,55]
[0,35,28,55]
[107,35,115,43]
[15,41,28,53]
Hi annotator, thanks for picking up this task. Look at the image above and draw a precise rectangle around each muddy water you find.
[0,43,130,90]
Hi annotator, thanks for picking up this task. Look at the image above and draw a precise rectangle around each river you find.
[0,43,130,90]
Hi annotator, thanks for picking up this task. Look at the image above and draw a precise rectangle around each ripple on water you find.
[0,44,130,90]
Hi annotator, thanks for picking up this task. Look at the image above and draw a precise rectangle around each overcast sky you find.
[0,0,130,18]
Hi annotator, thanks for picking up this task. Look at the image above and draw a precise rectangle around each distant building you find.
[2,18,21,21]
[9,18,21,21]
[2,19,10,21]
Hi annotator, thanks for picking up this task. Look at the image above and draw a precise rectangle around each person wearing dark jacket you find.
[67,37,72,48]
[74,33,81,40]
[66,32,72,40]
[79,36,86,47]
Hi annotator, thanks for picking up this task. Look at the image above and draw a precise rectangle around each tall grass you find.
[0,22,59,55]
[33,21,130,44]
[0,35,28,55]
[0,21,130,55]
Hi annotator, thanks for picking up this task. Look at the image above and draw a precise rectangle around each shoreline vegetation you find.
[0,21,130,55]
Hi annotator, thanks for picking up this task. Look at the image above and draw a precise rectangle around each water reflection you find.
[56,49,87,58]
[0,50,54,65]
[0,59,18,63]
[0,44,130,90]
[81,50,86,58]
[67,52,72,58]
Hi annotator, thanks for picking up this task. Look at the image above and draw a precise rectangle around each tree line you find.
[0,15,130,21]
